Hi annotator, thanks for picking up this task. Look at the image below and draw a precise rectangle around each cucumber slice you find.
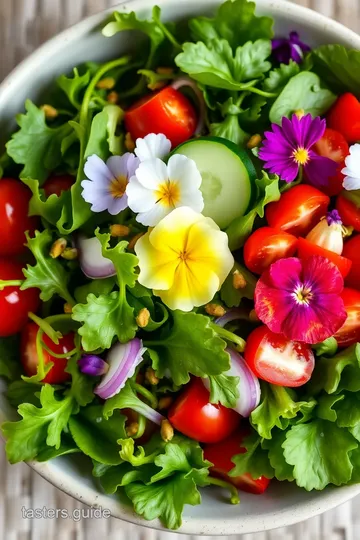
[173,137,257,229]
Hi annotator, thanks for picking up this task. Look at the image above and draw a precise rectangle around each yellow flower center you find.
[293,147,309,165]
[155,181,181,208]
[294,285,313,305]
[109,175,127,199]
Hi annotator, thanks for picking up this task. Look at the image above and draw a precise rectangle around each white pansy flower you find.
[134,133,171,162]
[342,143,360,190]
[126,154,204,227]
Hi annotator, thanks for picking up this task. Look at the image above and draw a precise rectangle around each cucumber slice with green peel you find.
[173,137,257,229]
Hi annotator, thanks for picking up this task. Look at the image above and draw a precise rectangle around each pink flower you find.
[254,256,347,344]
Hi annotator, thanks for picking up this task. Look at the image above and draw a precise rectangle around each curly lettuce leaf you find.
[57,68,91,110]
[230,430,274,479]
[207,373,239,409]
[262,430,294,482]
[309,344,360,395]
[6,380,41,408]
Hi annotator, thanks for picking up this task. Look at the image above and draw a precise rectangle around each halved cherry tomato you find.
[336,192,360,232]
[244,325,315,387]
[21,322,75,384]
[168,377,240,443]
[244,227,298,275]
[343,235,360,290]
[297,237,352,278]
[334,288,360,348]
[312,128,349,196]
[124,86,197,148]
[203,430,270,495]
[0,178,39,256]
[43,174,74,198]
[327,93,360,144]
[0,259,40,337]
[265,185,330,237]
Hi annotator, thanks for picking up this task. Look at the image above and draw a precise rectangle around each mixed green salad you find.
[3,0,360,530]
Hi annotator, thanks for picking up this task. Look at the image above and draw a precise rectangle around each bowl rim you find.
[2,0,360,535]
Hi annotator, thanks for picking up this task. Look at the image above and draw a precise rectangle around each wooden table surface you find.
[1,1,360,539]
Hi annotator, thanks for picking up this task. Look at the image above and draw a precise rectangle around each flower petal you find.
[281,303,325,343]
[81,180,113,213]
[303,115,326,149]
[135,232,178,291]
[267,257,302,292]
[135,133,172,162]
[126,177,157,213]
[107,153,140,180]
[135,158,168,190]
[107,194,128,216]
[167,154,203,190]
[255,280,294,333]
[343,175,360,191]
[149,206,203,255]
[301,255,344,295]
[84,155,113,184]
[305,152,338,188]
[136,203,171,227]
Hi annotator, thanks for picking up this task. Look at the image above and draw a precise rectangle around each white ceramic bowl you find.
[1,0,360,535]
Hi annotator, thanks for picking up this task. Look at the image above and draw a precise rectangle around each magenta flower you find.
[259,114,338,186]
[254,256,347,344]
[272,31,311,64]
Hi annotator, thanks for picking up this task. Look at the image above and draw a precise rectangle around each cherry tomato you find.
[203,430,270,495]
[334,288,360,348]
[297,237,352,279]
[343,235,360,290]
[0,178,39,256]
[0,259,40,337]
[312,128,349,196]
[244,325,315,387]
[265,185,330,237]
[21,322,75,384]
[336,192,360,232]
[124,86,197,148]
[168,377,240,443]
[327,93,360,144]
[244,227,298,275]
[43,174,74,197]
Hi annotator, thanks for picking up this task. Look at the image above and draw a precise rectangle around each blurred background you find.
[1,0,360,539]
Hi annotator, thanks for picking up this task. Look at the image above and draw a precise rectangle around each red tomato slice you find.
[244,227,298,275]
[334,288,360,348]
[244,325,315,387]
[297,237,352,278]
[0,178,39,256]
[0,259,40,337]
[327,93,360,144]
[343,235,360,290]
[21,322,75,384]
[312,128,349,196]
[265,185,330,237]
[124,86,197,148]
[336,192,360,232]
[203,430,270,495]
[168,377,240,444]
[43,174,74,197]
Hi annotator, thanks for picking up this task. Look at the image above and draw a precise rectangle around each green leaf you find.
[74,277,116,304]
[57,68,91,110]
[312,337,338,357]
[207,373,239,409]
[234,40,272,81]
[210,115,249,146]
[316,394,344,423]
[318,392,360,429]
[100,462,153,493]
[118,437,160,466]
[6,380,41,408]
[37,438,80,462]
[21,177,68,227]
[0,336,21,381]
[103,380,158,421]
[309,344,360,395]
[312,44,360,97]
[6,100,72,184]
[283,420,358,490]
[269,72,336,124]
[147,311,230,386]
[221,262,257,307]
[230,430,274,479]
[68,405,127,465]
[65,355,96,407]
[262,61,300,93]
[262,430,294,482]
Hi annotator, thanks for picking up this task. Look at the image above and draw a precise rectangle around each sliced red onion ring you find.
[203,348,260,417]
[76,234,116,279]
[137,404,165,426]
[215,307,249,328]
[95,338,146,399]
[171,77,206,135]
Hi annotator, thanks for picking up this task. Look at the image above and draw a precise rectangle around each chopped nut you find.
[145,366,159,386]
[246,134,262,149]
[64,303,73,314]
[61,247,78,261]
[156,67,174,75]
[126,422,139,437]
[125,132,135,152]
[107,91,119,104]
[41,104,58,120]
[136,372,145,385]
[249,309,260,323]
[50,238,67,259]
[148,80,167,91]
[343,225,354,238]
[205,303,226,318]
[110,224,131,237]
[158,396,173,410]
[128,233,144,251]
[136,308,150,329]
[233,269,247,290]
[294,109,305,119]
[161,419,174,442]
[96,77,116,90]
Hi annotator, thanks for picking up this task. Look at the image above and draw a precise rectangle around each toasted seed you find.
[41,104,58,120]
[205,303,226,317]
[64,303,73,314]
[110,224,131,237]
[96,77,116,90]
[246,134,262,149]
[161,419,174,442]
[148,80,167,91]
[125,132,135,152]
[61,247,78,261]
[233,269,247,290]
[50,238,67,259]
[107,91,119,104]
[136,308,150,329]
[158,396,173,410]
[145,366,159,385]
[156,67,174,75]
[126,422,139,437]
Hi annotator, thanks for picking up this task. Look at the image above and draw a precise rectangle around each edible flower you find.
[81,153,139,215]
[342,143,360,190]
[272,31,311,64]
[254,256,346,344]
[78,354,109,376]
[259,114,338,185]
[135,206,234,312]
[126,154,204,226]
[306,210,344,255]
[134,133,171,162]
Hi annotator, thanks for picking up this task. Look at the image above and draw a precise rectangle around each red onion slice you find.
[215,308,249,328]
[95,338,146,399]
[171,77,206,135]
[76,234,116,279]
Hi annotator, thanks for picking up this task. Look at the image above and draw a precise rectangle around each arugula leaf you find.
[283,420,358,490]
[262,430,294,482]
[221,262,257,307]
[0,336,21,382]
[57,68,91,110]
[74,277,116,304]
[6,380,41,408]
[269,72,336,124]
[309,344,360,395]
[147,311,230,386]
[6,100,72,184]
[207,373,239,409]
[230,430,274,479]
[312,44,360,97]
[68,405,127,465]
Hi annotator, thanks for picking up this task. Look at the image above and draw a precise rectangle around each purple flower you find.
[258,114,338,186]
[255,256,347,344]
[272,31,311,64]
[81,153,140,215]
[78,355,109,376]
[326,209,342,226]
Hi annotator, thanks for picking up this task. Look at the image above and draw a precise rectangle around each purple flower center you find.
[293,283,313,305]
[326,209,342,226]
